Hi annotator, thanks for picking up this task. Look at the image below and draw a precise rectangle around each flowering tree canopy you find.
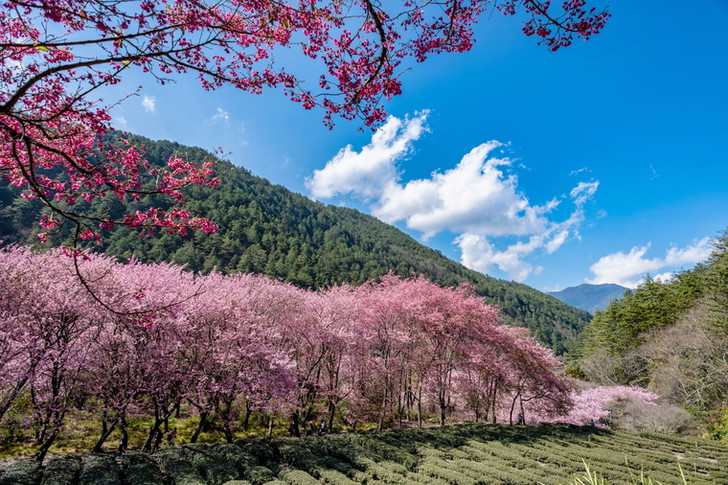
[0,0,609,242]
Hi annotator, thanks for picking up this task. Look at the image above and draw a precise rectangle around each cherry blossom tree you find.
[175,272,296,442]
[1,0,609,243]
[0,246,583,456]
[0,246,114,461]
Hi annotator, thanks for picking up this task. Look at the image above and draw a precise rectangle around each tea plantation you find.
[2,424,727,485]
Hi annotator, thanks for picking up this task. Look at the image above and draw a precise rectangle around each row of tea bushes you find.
[2,424,728,484]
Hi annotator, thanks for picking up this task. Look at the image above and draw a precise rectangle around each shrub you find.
[238,440,278,469]
[122,451,164,485]
[0,460,42,485]
[41,455,82,485]
[213,443,258,474]
[182,444,239,484]
[606,398,697,434]
[79,454,121,485]
[243,465,276,485]
[155,448,206,485]
[278,469,320,485]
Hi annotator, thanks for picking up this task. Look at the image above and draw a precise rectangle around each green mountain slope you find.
[549,283,628,314]
[0,134,591,354]
[578,233,727,419]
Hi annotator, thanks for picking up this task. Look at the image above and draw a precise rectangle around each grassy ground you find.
[1,423,727,484]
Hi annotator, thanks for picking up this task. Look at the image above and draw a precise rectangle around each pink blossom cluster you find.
[0,246,573,457]
[547,385,659,426]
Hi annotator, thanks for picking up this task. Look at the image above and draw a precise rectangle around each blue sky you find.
[109,0,728,291]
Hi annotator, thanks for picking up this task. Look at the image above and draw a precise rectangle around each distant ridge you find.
[549,283,628,314]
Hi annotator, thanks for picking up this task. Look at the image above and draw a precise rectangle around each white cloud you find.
[306,111,429,199]
[307,112,601,282]
[114,115,128,129]
[569,167,590,176]
[570,181,599,207]
[457,233,545,282]
[142,95,156,113]
[207,107,230,126]
[588,237,714,288]
[373,143,557,240]
[654,272,673,283]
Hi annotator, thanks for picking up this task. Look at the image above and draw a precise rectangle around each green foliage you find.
[121,452,164,485]
[278,469,320,485]
[578,231,728,422]
[0,460,41,485]
[706,231,728,333]
[154,448,206,485]
[583,271,705,358]
[79,454,121,485]
[41,455,82,485]
[243,466,276,485]
[707,408,728,444]
[182,443,239,484]
[0,133,591,354]
[213,443,258,475]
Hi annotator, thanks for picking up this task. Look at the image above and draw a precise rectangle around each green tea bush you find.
[358,459,417,485]
[182,443,239,484]
[403,470,449,485]
[212,443,257,469]
[79,454,121,485]
[213,443,259,473]
[418,461,481,485]
[41,455,82,485]
[155,448,206,485]
[278,469,319,485]
[276,439,323,472]
[243,465,276,485]
[316,467,359,485]
[238,440,278,469]
[0,459,42,485]
[121,451,164,485]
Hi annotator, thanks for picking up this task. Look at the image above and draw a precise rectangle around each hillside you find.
[577,232,727,427]
[0,133,590,354]
[549,283,628,314]
[2,424,727,484]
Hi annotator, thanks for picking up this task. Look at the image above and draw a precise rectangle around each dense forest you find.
[0,133,590,355]
[577,232,728,430]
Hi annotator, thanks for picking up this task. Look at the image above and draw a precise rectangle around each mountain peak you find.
[549,283,628,314]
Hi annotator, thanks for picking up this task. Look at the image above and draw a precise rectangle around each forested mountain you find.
[549,283,628,314]
[0,134,591,354]
[577,232,727,420]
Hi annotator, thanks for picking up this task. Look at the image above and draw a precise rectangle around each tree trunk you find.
[35,410,65,464]
[509,390,520,425]
[490,385,498,424]
[0,375,29,423]
[267,412,275,438]
[290,412,301,438]
[190,411,208,443]
[439,386,447,426]
[417,387,423,428]
[92,413,118,453]
[327,401,336,431]
[243,402,252,431]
